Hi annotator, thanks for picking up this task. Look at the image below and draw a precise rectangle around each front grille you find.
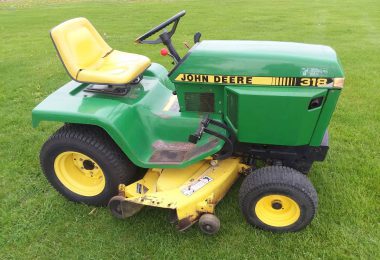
[184,92,215,112]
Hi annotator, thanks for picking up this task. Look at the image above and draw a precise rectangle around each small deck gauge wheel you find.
[239,166,318,232]
[108,196,128,219]
[199,213,220,235]
[108,196,144,219]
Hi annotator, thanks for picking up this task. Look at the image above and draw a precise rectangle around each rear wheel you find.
[239,166,318,232]
[40,124,137,206]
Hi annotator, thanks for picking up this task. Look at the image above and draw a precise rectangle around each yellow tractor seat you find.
[50,17,151,85]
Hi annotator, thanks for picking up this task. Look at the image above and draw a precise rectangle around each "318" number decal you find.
[300,78,328,86]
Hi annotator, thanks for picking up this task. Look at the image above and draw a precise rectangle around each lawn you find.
[0,0,379,259]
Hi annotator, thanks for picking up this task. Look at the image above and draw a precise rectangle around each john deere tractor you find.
[33,11,344,234]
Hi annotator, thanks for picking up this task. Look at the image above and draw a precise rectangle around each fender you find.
[32,63,225,168]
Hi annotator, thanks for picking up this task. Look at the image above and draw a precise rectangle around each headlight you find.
[333,78,345,88]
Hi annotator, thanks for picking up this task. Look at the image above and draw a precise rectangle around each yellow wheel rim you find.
[54,151,105,196]
[255,194,301,227]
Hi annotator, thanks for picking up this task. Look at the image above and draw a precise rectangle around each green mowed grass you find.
[1,0,379,258]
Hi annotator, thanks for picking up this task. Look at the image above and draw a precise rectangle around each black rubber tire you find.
[108,196,144,219]
[199,214,220,235]
[108,196,127,219]
[239,166,318,232]
[40,124,137,206]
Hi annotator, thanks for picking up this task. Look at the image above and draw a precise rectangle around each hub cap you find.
[255,195,301,227]
[54,151,105,196]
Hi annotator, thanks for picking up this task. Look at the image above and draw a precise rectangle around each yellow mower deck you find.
[114,158,248,230]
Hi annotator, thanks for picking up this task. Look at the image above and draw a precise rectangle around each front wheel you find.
[239,166,318,232]
[40,124,137,206]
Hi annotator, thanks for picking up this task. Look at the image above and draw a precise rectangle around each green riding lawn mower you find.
[33,11,344,235]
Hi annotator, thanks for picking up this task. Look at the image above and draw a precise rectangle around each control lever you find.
[194,32,201,43]
[188,114,210,144]
[188,114,236,160]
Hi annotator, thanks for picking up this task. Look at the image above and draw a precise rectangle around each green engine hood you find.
[170,40,344,79]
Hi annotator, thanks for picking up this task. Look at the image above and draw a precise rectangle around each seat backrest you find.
[50,17,112,79]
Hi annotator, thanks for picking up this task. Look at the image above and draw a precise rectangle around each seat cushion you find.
[51,17,112,79]
[77,50,151,84]
[51,17,151,85]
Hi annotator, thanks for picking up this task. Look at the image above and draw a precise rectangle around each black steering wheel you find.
[135,10,186,44]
